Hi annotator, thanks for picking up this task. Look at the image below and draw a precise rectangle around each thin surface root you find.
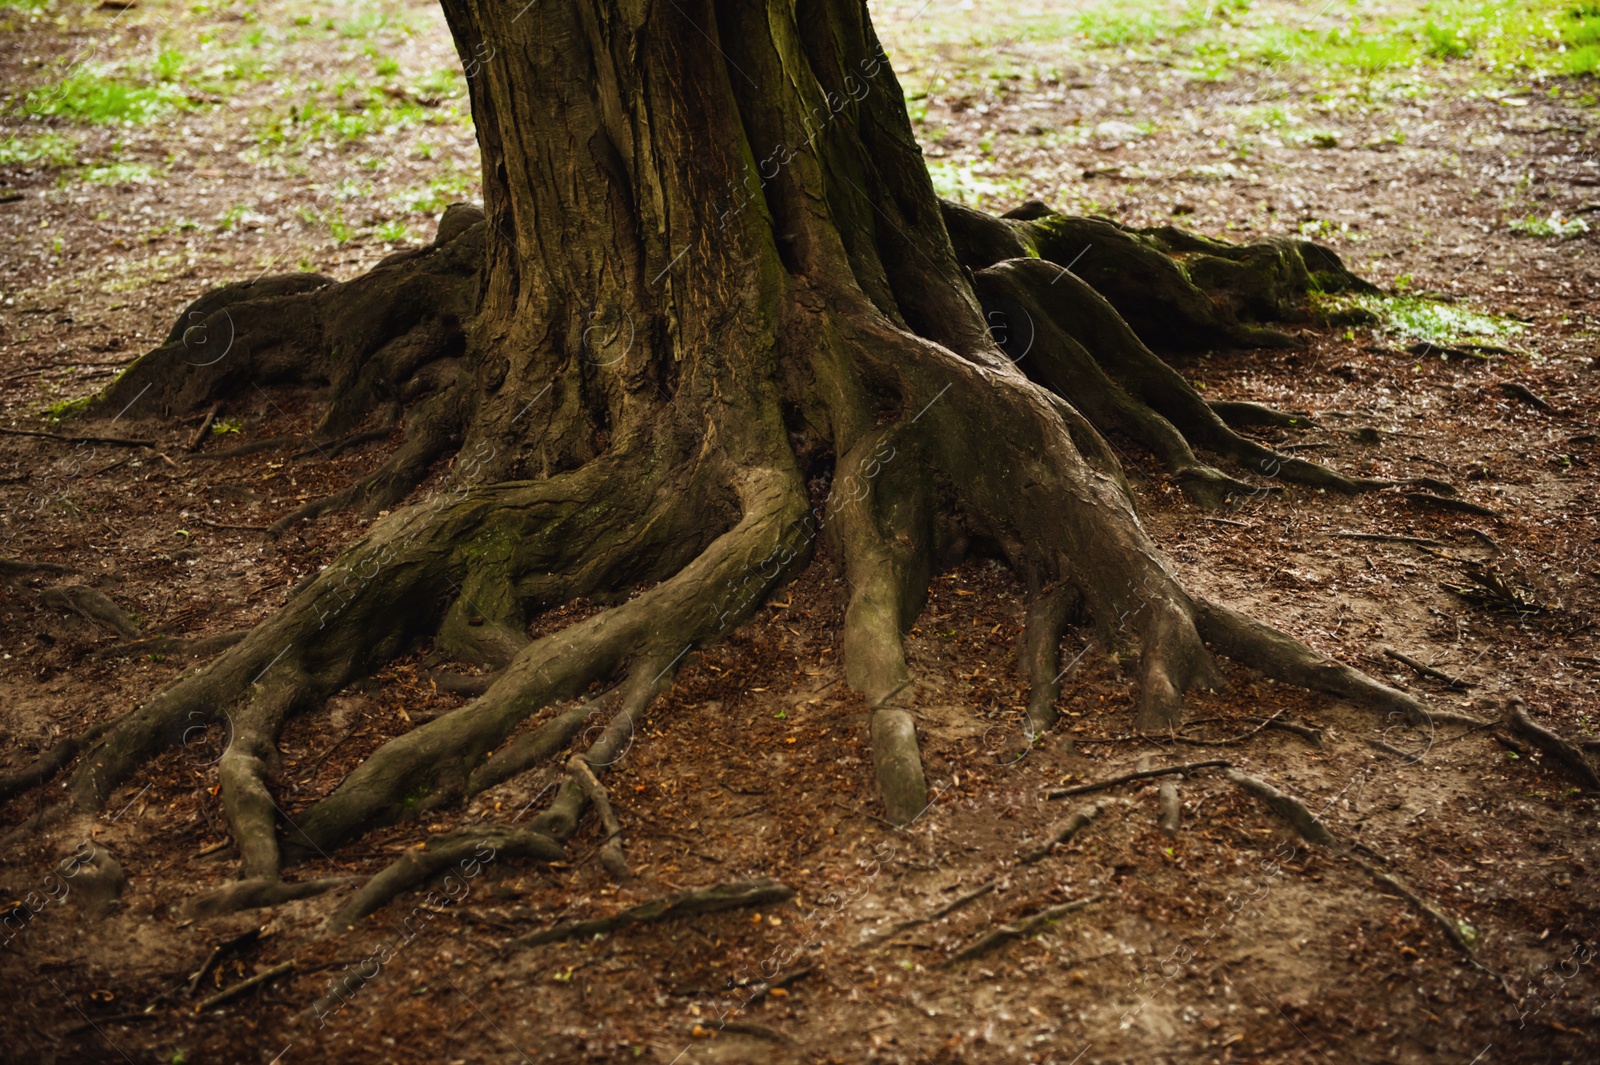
[507,879,794,950]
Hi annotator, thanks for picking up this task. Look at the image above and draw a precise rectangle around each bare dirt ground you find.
[2,1,1598,1063]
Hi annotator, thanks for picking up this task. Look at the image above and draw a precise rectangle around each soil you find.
[2,2,1598,1064]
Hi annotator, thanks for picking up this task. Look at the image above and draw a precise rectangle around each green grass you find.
[0,131,80,166]
[77,161,156,184]
[1327,292,1526,348]
[925,160,1033,208]
[1508,211,1592,238]
[23,65,193,125]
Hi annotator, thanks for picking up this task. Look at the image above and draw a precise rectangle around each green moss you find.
[43,394,96,423]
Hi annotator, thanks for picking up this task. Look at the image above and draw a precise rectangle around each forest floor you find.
[2,0,1599,1062]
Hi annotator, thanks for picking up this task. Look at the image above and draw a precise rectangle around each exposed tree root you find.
[1019,802,1103,864]
[1047,760,1230,800]
[1505,697,1600,790]
[41,584,141,639]
[506,879,794,951]
[0,557,72,578]
[1021,585,1077,736]
[1221,767,1505,988]
[566,755,629,880]
[0,719,118,806]
[1158,780,1181,837]
[90,630,249,661]
[326,827,563,933]
[186,877,346,921]
[943,895,1101,966]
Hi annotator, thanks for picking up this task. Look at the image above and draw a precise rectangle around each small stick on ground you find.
[1046,760,1229,799]
[1019,803,1102,864]
[1367,738,1426,762]
[863,881,997,948]
[187,404,221,452]
[1330,531,1444,547]
[1383,647,1472,690]
[1505,698,1600,790]
[506,879,793,950]
[194,960,295,1013]
[943,895,1101,965]
[1174,708,1286,747]
[0,426,155,448]
[567,755,630,880]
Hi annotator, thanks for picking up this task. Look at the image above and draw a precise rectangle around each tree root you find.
[943,895,1101,966]
[1046,760,1229,799]
[1018,802,1103,864]
[186,877,347,921]
[1158,780,1181,837]
[1021,585,1077,736]
[466,702,595,796]
[566,755,629,880]
[1505,697,1600,790]
[506,878,794,951]
[89,630,249,661]
[0,719,119,806]
[974,258,1385,504]
[862,881,997,949]
[1220,767,1503,986]
[1222,768,1337,847]
[41,584,141,639]
[1192,598,1490,729]
[0,557,72,578]
[326,826,563,932]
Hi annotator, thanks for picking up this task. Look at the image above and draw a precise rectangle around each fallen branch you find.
[0,426,156,448]
[1330,532,1445,547]
[1046,760,1229,799]
[1505,698,1600,791]
[507,878,793,950]
[187,404,221,452]
[1383,647,1472,690]
[1019,803,1102,864]
[1173,708,1286,747]
[944,895,1101,965]
[195,960,295,1012]
[863,881,997,948]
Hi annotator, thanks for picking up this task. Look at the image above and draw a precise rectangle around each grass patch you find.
[0,131,80,166]
[23,65,193,125]
[925,160,1032,209]
[1508,211,1592,238]
[1326,292,1525,348]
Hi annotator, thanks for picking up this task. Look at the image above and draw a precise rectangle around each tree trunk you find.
[15,0,1466,923]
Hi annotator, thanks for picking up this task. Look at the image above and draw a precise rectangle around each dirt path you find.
[2,2,1597,1063]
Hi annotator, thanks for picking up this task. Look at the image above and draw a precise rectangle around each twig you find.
[863,882,997,947]
[0,426,155,448]
[1045,760,1230,799]
[943,895,1101,965]
[1018,803,1102,864]
[187,404,220,452]
[1330,531,1444,547]
[1383,647,1472,690]
[1173,708,1286,747]
[194,960,295,1012]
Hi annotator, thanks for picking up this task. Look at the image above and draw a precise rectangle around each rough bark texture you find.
[12,0,1466,927]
